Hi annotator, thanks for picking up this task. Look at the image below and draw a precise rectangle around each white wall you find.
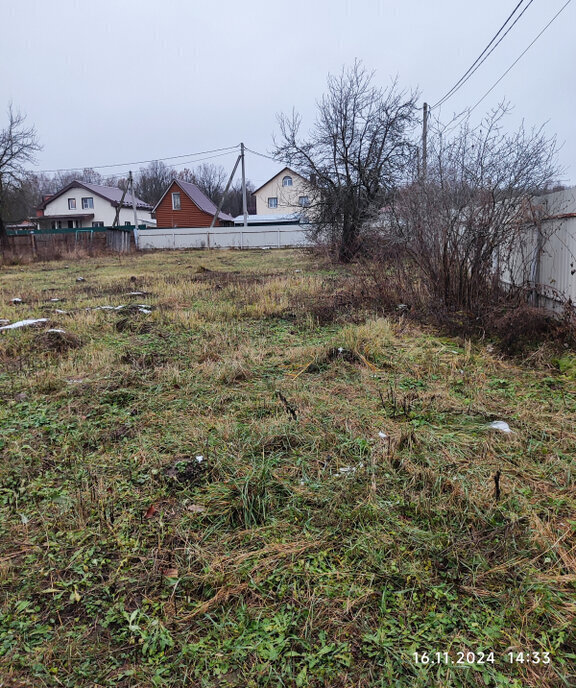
[137,225,313,250]
[42,186,152,227]
[254,171,312,215]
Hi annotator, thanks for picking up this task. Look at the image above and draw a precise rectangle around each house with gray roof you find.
[36,181,155,229]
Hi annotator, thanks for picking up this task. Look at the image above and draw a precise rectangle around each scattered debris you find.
[276,391,298,421]
[494,469,502,502]
[54,309,69,315]
[164,458,207,485]
[378,431,388,439]
[162,568,179,578]
[46,328,66,334]
[488,421,513,433]
[0,318,48,332]
[49,298,63,302]
[144,504,159,519]
[126,291,147,296]
[396,304,410,312]
[76,277,86,282]
[15,392,28,402]
[187,504,205,513]
[10,298,23,304]
[0,319,10,326]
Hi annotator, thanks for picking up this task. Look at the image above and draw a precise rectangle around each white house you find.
[252,167,312,216]
[36,181,154,229]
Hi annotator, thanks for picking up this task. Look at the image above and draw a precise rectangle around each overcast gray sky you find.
[1,0,574,186]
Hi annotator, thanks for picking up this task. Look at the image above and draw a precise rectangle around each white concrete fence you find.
[137,225,313,251]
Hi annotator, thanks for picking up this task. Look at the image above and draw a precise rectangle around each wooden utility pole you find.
[129,171,139,250]
[421,102,428,181]
[240,142,248,228]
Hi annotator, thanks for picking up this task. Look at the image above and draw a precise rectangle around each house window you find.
[82,197,94,209]
[92,221,104,227]
[172,192,181,210]
[282,176,293,187]
[268,197,278,209]
[298,196,310,207]
[67,220,75,228]
[68,198,76,210]
[125,221,131,226]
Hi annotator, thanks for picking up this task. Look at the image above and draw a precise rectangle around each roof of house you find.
[153,179,234,222]
[39,181,153,210]
[252,167,308,195]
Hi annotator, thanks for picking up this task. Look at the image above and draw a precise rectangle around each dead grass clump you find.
[115,315,154,333]
[489,303,572,355]
[120,350,166,370]
[34,329,83,353]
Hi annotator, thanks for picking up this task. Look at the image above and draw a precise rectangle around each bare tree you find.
[274,61,418,262]
[178,163,256,216]
[385,104,560,311]
[135,160,174,205]
[0,105,41,249]
[180,164,227,206]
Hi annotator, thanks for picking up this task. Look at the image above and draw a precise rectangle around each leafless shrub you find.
[380,104,561,314]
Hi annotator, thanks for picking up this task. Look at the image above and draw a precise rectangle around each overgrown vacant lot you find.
[0,249,574,687]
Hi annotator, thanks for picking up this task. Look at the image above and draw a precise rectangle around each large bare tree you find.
[274,61,418,261]
[0,105,41,250]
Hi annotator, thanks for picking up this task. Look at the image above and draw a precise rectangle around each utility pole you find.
[421,102,428,182]
[129,171,139,250]
[240,142,248,228]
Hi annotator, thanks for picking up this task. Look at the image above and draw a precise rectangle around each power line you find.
[35,144,240,175]
[90,150,240,181]
[245,147,277,162]
[468,0,573,113]
[432,0,534,109]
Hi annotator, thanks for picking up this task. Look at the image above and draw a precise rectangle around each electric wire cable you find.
[36,144,240,175]
[468,0,573,113]
[432,0,534,109]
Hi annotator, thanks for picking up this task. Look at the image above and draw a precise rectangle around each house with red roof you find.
[153,179,234,228]
[36,181,154,229]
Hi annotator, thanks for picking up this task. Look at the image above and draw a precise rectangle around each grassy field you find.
[0,249,575,687]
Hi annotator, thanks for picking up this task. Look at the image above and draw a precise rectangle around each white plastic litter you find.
[76,277,85,282]
[488,421,512,433]
[10,298,22,303]
[0,318,48,331]
[195,455,204,463]
[138,308,152,314]
[127,291,146,296]
[378,431,388,439]
[47,329,66,334]
[49,298,61,302]
[0,319,9,325]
